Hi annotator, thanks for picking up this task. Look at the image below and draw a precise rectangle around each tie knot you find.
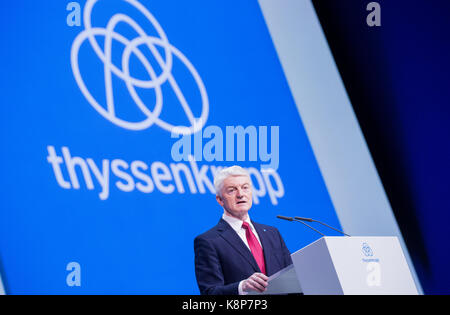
[242,221,250,230]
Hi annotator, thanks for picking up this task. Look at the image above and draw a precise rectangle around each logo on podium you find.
[362,242,374,257]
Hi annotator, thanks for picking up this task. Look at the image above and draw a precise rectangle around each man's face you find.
[216,175,253,220]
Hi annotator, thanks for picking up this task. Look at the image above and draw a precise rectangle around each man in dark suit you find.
[194,166,292,295]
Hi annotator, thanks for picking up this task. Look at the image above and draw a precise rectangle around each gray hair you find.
[214,166,251,196]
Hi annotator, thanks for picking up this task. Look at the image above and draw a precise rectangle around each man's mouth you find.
[237,201,247,204]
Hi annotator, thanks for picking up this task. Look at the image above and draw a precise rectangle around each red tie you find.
[242,222,266,275]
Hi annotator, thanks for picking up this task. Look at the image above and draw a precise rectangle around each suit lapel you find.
[217,219,260,273]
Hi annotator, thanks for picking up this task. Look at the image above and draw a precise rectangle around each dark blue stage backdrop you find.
[313,0,450,294]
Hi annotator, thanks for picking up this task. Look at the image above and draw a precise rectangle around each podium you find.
[253,236,418,295]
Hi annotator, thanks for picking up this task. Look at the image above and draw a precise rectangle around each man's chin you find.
[235,203,252,212]
[225,208,250,220]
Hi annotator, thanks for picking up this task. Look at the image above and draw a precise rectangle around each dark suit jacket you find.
[194,218,293,295]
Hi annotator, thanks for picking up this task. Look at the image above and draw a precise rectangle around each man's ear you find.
[216,195,224,207]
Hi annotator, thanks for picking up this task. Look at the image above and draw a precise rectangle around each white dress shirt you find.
[222,212,264,295]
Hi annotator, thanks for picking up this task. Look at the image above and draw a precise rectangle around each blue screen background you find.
[0,0,341,294]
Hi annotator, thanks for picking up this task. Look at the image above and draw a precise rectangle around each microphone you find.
[276,215,294,222]
[294,216,351,237]
[277,215,325,237]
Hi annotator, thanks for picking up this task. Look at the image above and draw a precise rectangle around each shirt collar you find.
[222,212,252,233]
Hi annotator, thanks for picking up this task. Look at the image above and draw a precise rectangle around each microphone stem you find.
[312,220,351,237]
[293,219,325,237]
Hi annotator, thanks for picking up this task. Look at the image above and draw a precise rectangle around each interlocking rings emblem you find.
[70,0,209,135]
[362,243,374,257]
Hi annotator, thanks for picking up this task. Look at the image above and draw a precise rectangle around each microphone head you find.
[276,215,294,221]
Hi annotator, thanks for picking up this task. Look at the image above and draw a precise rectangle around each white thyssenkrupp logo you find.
[70,0,209,135]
